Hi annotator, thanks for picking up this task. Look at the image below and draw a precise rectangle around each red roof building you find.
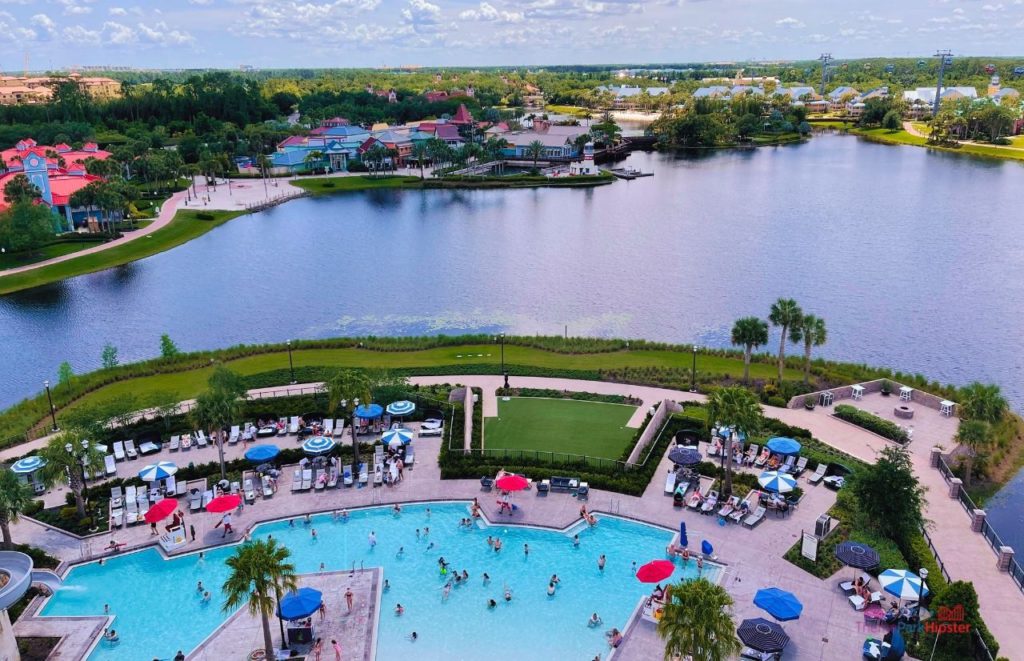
[450,104,473,126]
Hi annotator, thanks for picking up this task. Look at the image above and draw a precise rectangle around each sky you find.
[0,0,1023,70]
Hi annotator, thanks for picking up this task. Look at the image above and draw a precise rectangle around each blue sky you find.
[1,0,1022,70]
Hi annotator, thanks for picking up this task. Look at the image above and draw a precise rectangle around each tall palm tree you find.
[411,142,429,179]
[527,140,546,169]
[38,432,106,519]
[192,367,247,480]
[956,419,989,488]
[0,470,33,550]
[959,382,1008,424]
[706,386,762,498]
[304,150,325,175]
[222,539,299,657]
[657,578,742,661]
[768,298,803,382]
[790,313,827,384]
[730,317,769,384]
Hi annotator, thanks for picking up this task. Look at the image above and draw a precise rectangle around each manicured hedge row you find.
[833,405,909,444]
[509,388,638,405]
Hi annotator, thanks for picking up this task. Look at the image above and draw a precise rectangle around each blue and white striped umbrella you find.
[758,471,797,494]
[386,400,416,416]
[382,428,414,446]
[138,461,178,482]
[302,436,336,455]
[10,456,46,474]
[879,569,930,600]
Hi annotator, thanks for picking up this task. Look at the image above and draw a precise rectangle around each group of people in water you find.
[580,504,598,526]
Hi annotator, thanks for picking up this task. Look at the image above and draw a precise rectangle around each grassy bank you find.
[0,210,242,295]
[290,175,423,196]
[425,173,614,188]
[544,104,592,117]
[0,240,104,270]
[850,127,1024,162]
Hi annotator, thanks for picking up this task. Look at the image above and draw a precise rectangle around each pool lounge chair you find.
[136,496,149,520]
[277,418,288,435]
[113,441,126,461]
[793,456,808,476]
[781,455,796,473]
[358,463,368,485]
[740,647,779,661]
[730,490,760,523]
[374,463,384,486]
[291,469,303,492]
[228,426,240,445]
[180,435,192,451]
[110,486,124,508]
[230,481,240,496]
[244,478,256,503]
[754,449,769,468]
[110,507,124,528]
[808,463,828,484]
[343,464,353,487]
[169,435,180,452]
[404,445,415,467]
[664,471,677,495]
[125,499,138,525]
[577,482,590,500]
[323,419,334,436]
[333,419,345,437]
[125,484,136,503]
[189,490,202,512]
[743,506,766,528]
[104,454,117,476]
[289,417,300,434]
[176,478,188,497]
[315,469,327,490]
[700,490,719,514]
[301,469,312,491]
[327,468,338,489]
[195,431,208,448]
[718,496,741,517]
[201,490,214,509]
[262,475,274,497]
[164,476,177,497]
[687,481,711,509]
[743,444,759,465]
[125,440,138,460]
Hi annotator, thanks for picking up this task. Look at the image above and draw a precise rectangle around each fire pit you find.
[894,405,914,419]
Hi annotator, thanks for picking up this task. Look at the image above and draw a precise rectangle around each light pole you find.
[344,398,362,479]
[286,340,296,384]
[44,380,58,432]
[915,567,929,645]
[499,333,508,390]
[690,346,698,393]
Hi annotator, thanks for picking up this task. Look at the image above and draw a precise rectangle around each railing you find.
[177,384,324,414]
[920,526,952,583]
[461,447,629,471]
[958,485,978,515]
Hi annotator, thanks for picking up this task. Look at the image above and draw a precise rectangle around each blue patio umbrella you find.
[355,403,383,419]
[382,428,414,446]
[277,587,323,621]
[758,470,797,494]
[879,569,929,600]
[138,461,178,482]
[754,587,803,621]
[668,447,702,466]
[10,456,46,474]
[386,400,416,416]
[302,436,336,455]
[244,445,280,463]
[679,521,688,547]
[766,437,802,456]
[717,427,747,442]
[701,540,713,556]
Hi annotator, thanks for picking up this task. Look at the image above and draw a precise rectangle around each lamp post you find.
[44,380,58,432]
[915,567,929,644]
[286,340,296,384]
[498,333,508,390]
[690,346,698,393]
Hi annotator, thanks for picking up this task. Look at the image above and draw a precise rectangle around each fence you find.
[177,384,324,414]
[462,447,630,471]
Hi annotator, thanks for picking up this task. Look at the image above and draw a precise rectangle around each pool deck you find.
[188,568,380,661]
[9,376,1023,661]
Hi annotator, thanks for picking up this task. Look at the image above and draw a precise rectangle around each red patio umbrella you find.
[495,474,529,491]
[143,498,178,524]
[206,494,241,513]
[636,559,675,584]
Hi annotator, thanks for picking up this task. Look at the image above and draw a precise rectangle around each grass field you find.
[0,240,104,270]
[291,175,422,195]
[485,397,637,459]
[851,127,1024,162]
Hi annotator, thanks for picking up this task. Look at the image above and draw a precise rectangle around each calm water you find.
[3,133,1024,539]
[42,503,702,660]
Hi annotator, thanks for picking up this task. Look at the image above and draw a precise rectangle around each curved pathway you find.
[903,120,927,138]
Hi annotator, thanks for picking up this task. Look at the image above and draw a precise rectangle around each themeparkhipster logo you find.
[924,605,972,635]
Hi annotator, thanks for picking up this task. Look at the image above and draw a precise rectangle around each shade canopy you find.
[758,471,797,494]
[138,462,178,482]
[754,588,803,621]
[302,436,335,455]
[386,400,416,416]
[495,474,529,491]
[277,587,323,621]
[10,456,46,474]
[206,494,241,513]
[636,559,675,583]
[381,428,413,446]
[766,437,802,456]
[737,618,790,653]
[668,447,702,466]
[834,541,881,570]
[143,499,178,524]
[879,569,929,600]
[354,403,383,419]
[717,427,747,442]
[244,445,280,463]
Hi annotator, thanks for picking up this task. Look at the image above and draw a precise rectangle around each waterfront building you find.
[595,85,670,110]
[903,86,978,117]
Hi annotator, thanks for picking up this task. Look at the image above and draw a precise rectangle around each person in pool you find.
[504,588,513,602]
[547,582,556,596]
[588,613,603,627]
[408,632,418,642]
[488,598,497,609]
[104,629,119,642]
[550,574,560,586]
[395,603,405,615]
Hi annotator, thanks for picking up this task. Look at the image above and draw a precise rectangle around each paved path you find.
[903,121,927,138]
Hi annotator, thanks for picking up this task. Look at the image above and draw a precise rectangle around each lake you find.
[2,133,1023,541]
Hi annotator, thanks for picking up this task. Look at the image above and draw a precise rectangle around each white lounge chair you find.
[327,468,339,488]
[109,507,124,528]
[664,471,677,495]
[244,478,256,503]
[333,419,345,437]
[315,468,328,490]
[404,446,415,466]
[301,469,312,490]
[125,484,137,502]
[176,478,188,497]
[113,441,126,461]
[136,496,149,520]
[718,496,741,517]
[104,454,116,476]
[743,506,767,528]
[794,456,808,476]
[374,463,384,486]
[201,490,214,509]
[180,435,192,451]
[322,419,334,436]
[744,444,759,465]
[125,499,138,525]
[169,435,180,452]
[110,486,124,508]
[288,417,300,434]
[358,463,368,485]
[808,463,828,484]
[700,490,719,513]
[277,418,288,435]
[164,476,177,497]
[291,469,302,492]
[754,449,769,468]
[196,431,208,448]
[228,426,240,445]
[343,464,353,486]
[189,489,202,512]
[230,481,240,496]
[730,490,760,524]
[125,440,138,460]
[262,475,274,498]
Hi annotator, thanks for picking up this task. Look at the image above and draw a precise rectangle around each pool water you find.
[42,503,720,660]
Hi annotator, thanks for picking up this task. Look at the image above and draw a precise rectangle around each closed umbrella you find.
[244,445,280,463]
[10,456,46,474]
[144,498,178,524]
[738,618,789,653]
[766,437,802,456]
[302,436,335,455]
[834,541,880,570]
[679,521,688,548]
[753,588,803,621]
[386,401,416,417]
[635,560,675,583]
[206,494,241,513]
[277,587,323,620]
[758,471,796,494]
[381,428,413,446]
[668,447,702,466]
[138,462,178,482]
[879,569,929,600]
[495,474,529,491]
[354,403,383,419]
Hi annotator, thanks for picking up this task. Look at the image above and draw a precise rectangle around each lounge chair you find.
[730,490,760,523]
[104,454,117,476]
[718,496,741,517]
[277,417,288,435]
[327,468,338,489]
[700,490,719,514]
[664,471,677,495]
[332,419,345,437]
[136,495,149,520]
[793,456,808,476]
[288,417,300,434]
[244,478,256,502]
[300,469,312,491]
[196,431,208,448]
[358,463,368,485]
[743,506,766,528]
[110,507,124,528]
[125,484,137,502]
[228,426,240,445]
[781,455,796,473]
[849,594,866,611]
[291,469,303,492]
[165,476,177,497]
[201,490,214,509]
[740,647,779,661]
[110,486,124,508]
[125,440,138,460]
[404,445,415,467]
[374,463,384,486]
[113,441,126,461]
[754,449,769,468]
[577,482,590,500]
[808,463,828,484]
[176,479,188,497]
[480,476,494,491]
[125,499,138,525]
[323,419,334,436]
[189,489,202,512]
[420,419,443,437]
[262,475,274,497]
[180,435,192,451]
[149,485,161,503]
[229,481,240,496]
[343,464,353,487]
[169,435,180,452]
[687,481,710,509]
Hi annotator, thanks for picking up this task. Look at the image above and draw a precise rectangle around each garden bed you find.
[833,405,909,443]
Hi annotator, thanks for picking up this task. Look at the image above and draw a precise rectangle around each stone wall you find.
[787,378,953,413]
[626,399,682,465]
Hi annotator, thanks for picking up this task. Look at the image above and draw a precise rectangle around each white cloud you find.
[401,0,441,27]
[104,20,135,44]
[188,0,214,4]
[138,21,195,45]
[31,12,57,32]
[459,1,523,22]
[109,6,127,15]
[61,24,101,44]
[57,0,93,16]
[981,3,1004,10]
[775,16,805,28]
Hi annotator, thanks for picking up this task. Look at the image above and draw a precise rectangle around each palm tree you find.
[222,539,299,657]
[768,298,803,382]
[959,382,1008,424]
[192,367,247,480]
[730,317,769,384]
[956,419,989,488]
[790,313,827,384]
[411,142,429,179]
[706,386,762,498]
[527,139,546,169]
[38,432,106,519]
[304,150,325,175]
[0,470,33,550]
[657,578,742,661]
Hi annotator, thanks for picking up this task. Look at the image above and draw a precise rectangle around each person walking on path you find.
[190,524,196,542]
[332,639,342,660]
[345,587,354,612]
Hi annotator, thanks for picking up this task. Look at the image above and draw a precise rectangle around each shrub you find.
[834,405,909,443]
[195,212,215,221]
[322,181,336,188]
[58,506,77,521]
[347,162,368,173]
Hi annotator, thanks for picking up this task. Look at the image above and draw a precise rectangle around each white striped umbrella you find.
[381,428,413,446]
[10,456,46,474]
[138,461,178,482]
[302,436,336,455]
[879,569,929,600]
[758,471,796,494]
[386,400,416,416]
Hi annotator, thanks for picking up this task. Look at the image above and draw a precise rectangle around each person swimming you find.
[547,582,556,596]
[598,555,606,570]
[504,588,513,602]
[442,583,452,599]
[487,598,497,609]
[196,581,204,593]
[395,603,405,615]
[383,579,390,591]
[483,573,491,585]
[409,631,418,642]
[573,534,580,547]
[104,628,119,642]
[201,591,211,603]
[588,613,603,627]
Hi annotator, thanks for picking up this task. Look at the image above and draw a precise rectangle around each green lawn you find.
[851,127,1024,162]
[291,175,422,195]
[0,240,104,270]
[485,397,637,459]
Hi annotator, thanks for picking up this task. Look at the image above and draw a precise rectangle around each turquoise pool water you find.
[42,503,720,660]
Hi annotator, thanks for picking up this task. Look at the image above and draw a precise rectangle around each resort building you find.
[903,86,978,117]
[0,73,120,106]
[501,122,587,160]
[692,85,764,101]
[827,86,860,110]
[595,85,671,110]
[774,86,818,102]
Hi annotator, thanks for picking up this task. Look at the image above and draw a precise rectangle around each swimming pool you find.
[42,503,721,660]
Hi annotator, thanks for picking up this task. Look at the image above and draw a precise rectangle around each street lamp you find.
[44,380,58,432]
[498,333,508,390]
[286,340,296,384]
[690,346,698,393]
[915,567,929,644]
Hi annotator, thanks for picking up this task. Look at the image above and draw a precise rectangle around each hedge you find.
[507,388,639,406]
[833,405,909,444]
